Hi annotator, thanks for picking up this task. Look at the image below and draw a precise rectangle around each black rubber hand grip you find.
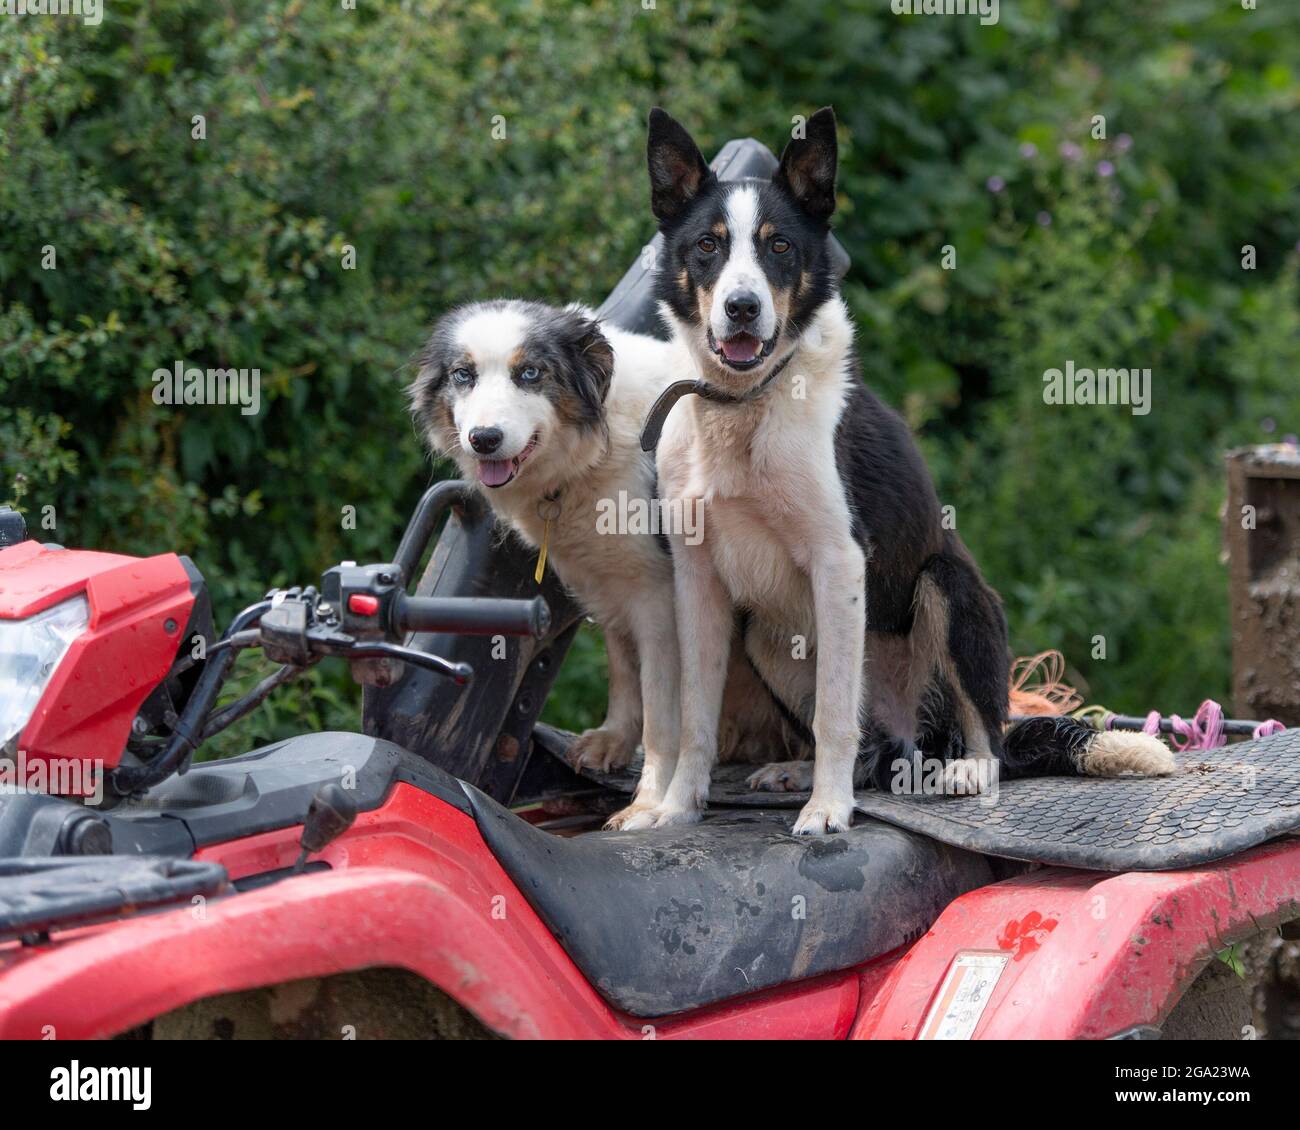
[393,594,551,639]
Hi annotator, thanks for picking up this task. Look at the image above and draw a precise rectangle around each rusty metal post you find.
[1225,445,1300,726]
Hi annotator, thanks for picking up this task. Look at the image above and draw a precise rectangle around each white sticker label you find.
[918,952,1009,1040]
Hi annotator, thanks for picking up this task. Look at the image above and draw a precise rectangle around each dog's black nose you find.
[469,426,504,454]
[724,291,762,325]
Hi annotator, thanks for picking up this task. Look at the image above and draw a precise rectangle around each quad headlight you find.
[0,595,90,748]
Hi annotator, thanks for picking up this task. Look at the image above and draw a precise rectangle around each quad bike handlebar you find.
[108,544,550,797]
[257,576,548,678]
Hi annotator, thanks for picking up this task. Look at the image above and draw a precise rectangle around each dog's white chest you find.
[702,490,814,633]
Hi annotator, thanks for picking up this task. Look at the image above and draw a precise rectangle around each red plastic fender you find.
[0,786,869,1039]
[0,542,194,776]
[853,837,1300,1039]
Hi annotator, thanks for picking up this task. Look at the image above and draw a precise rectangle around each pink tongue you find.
[477,459,514,487]
[721,334,760,362]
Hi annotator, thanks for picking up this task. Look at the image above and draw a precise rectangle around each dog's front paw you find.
[611,800,706,830]
[569,727,636,774]
[792,793,854,835]
[605,803,655,831]
[941,758,995,796]
[651,803,705,829]
[747,760,814,792]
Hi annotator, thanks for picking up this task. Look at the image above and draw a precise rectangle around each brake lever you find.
[343,642,474,686]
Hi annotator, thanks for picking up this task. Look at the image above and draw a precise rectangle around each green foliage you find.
[3,0,1299,749]
[1216,942,1248,979]
[546,623,612,737]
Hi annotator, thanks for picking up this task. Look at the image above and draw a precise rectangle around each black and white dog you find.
[635,108,1174,834]
[409,300,804,827]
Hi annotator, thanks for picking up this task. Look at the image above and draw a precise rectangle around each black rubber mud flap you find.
[553,726,1300,873]
[851,731,1300,872]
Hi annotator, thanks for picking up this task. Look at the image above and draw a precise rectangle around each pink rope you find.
[1174,700,1223,751]
[1140,700,1284,749]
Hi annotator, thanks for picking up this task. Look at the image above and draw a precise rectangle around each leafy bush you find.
[3,0,1299,751]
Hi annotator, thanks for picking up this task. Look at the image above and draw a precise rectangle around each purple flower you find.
[1262,417,1277,434]
[1019,142,1038,159]
[1059,141,1083,161]
[986,175,1006,193]
[1036,211,1052,227]
[1098,160,1115,178]
[1285,434,1300,449]
[1115,134,1133,153]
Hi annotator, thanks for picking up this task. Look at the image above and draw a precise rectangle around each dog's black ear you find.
[407,310,464,446]
[408,332,448,428]
[774,106,838,223]
[647,108,715,224]
[560,308,615,425]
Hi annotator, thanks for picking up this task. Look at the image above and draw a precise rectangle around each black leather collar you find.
[639,351,795,453]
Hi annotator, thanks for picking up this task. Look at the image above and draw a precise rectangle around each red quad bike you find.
[3,141,1300,1044]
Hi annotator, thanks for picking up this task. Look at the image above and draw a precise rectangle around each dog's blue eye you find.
[450,367,473,385]
[519,366,541,383]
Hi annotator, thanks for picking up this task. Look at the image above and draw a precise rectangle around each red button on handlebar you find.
[348,594,380,616]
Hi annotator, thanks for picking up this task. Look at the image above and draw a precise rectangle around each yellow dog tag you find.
[535,493,562,585]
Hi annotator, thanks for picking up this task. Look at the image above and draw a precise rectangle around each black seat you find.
[463,784,1000,1017]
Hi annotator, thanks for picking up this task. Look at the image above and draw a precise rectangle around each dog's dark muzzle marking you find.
[639,351,795,453]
